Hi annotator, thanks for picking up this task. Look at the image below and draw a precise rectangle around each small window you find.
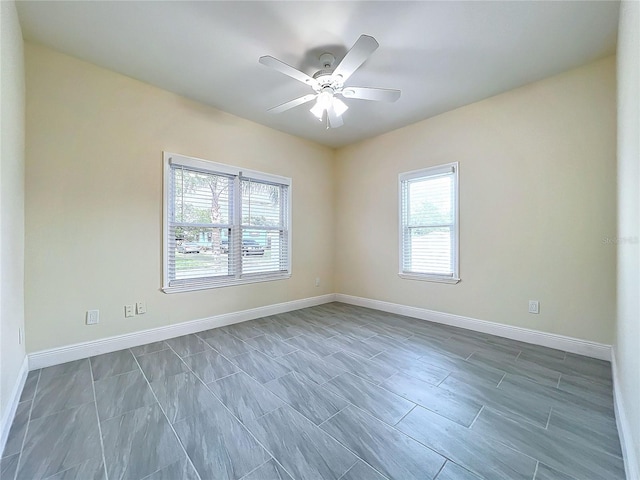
[163,152,291,293]
[399,163,459,283]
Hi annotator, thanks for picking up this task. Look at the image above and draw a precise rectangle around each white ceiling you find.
[16,1,619,148]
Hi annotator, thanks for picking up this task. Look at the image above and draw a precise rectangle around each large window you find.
[163,152,291,293]
[399,162,459,283]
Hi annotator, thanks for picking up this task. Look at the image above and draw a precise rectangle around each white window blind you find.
[399,163,459,283]
[163,153,291,293]
[241,177,290,276]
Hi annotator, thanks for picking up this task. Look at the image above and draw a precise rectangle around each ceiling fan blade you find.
[327,105,344,128]
[332,35,379,83]
[259,56,318,89]
[267,94,317,114]
[341,87,401,102]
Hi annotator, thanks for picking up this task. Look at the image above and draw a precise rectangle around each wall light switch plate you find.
[124,305,134,318]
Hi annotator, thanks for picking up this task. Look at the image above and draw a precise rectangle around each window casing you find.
[163,152,291,293]
[399,162,459,284]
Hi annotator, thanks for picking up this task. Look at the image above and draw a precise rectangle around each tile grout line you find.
[139,463,177,480]
[336,462,357,480]
[393,404,417,427]
[250,402,287,424]
[336,454,390,480]
[207,370,242,384]
[376,374,463,422]
[532,460,539,480]
[312,339,494,442]
[89,360,110,480]
[383,408,462,464]
[318,401,432,480]
[91,366,145,383]
[316,405,351,429]
[495,372,507,388]
[310,361,455,475]
[468,405,485,429]
[130,348,203,480]
[198,399,295,479]
[316,420,384,479]
[132,345,171,358]
[545,407,553,430]
[235,458,271,480]
[386,399,529,477]
[462,404,566,471]
[12,369,41,480]
[164,343,299,480]
[237,338,400,479]
[194,330,260,359]
[432,460,447,480]
[436,372,452,387]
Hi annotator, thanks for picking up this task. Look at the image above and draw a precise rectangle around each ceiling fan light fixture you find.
[318,90,333,107]
[310,100,325,120]
[310,90,334,119]
[332,97,349,116]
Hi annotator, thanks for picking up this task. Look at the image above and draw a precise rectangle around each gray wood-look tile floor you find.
[0,303,625,480]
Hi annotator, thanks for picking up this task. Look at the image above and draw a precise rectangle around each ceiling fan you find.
[259,34,401,128]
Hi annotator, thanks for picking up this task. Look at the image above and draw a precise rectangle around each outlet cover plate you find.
[136,302,146,314]
[528,300,540,314]
[86,310,100,325]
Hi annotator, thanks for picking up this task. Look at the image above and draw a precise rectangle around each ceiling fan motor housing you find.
[319,52,335,68]
[312,69,343,91]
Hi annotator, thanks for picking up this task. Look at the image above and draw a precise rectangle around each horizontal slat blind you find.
[400,164,458,279]
[169,166,235,286]
[241,178,289,276]
[165,154,291,291]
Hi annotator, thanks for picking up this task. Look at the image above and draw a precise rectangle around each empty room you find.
[1,1,638,479]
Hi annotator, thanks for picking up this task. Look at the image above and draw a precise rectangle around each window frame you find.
[162,152,291,293]
[398,162,460,284]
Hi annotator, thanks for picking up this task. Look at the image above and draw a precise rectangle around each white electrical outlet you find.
[136,301,146,315]
[315,277,320,287]
[124,305,134,318]
[528,300,540,314]
[86,309,100,325]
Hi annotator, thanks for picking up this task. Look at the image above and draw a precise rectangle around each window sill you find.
[398,273,461,284]
[163,273,291,294]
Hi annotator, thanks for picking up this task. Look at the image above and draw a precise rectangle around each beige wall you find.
[0,1,26,423]
[335,56,617,344]
[616,1,640,475]
[24,43,335,353]
[23,43,618,351]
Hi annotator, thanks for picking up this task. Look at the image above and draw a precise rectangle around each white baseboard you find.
[335,294,612,361]
[18,292,627,476]
[0,355,28,458]
[29,294,336,370]
[612,349,639,480]
[28,293,612,370]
